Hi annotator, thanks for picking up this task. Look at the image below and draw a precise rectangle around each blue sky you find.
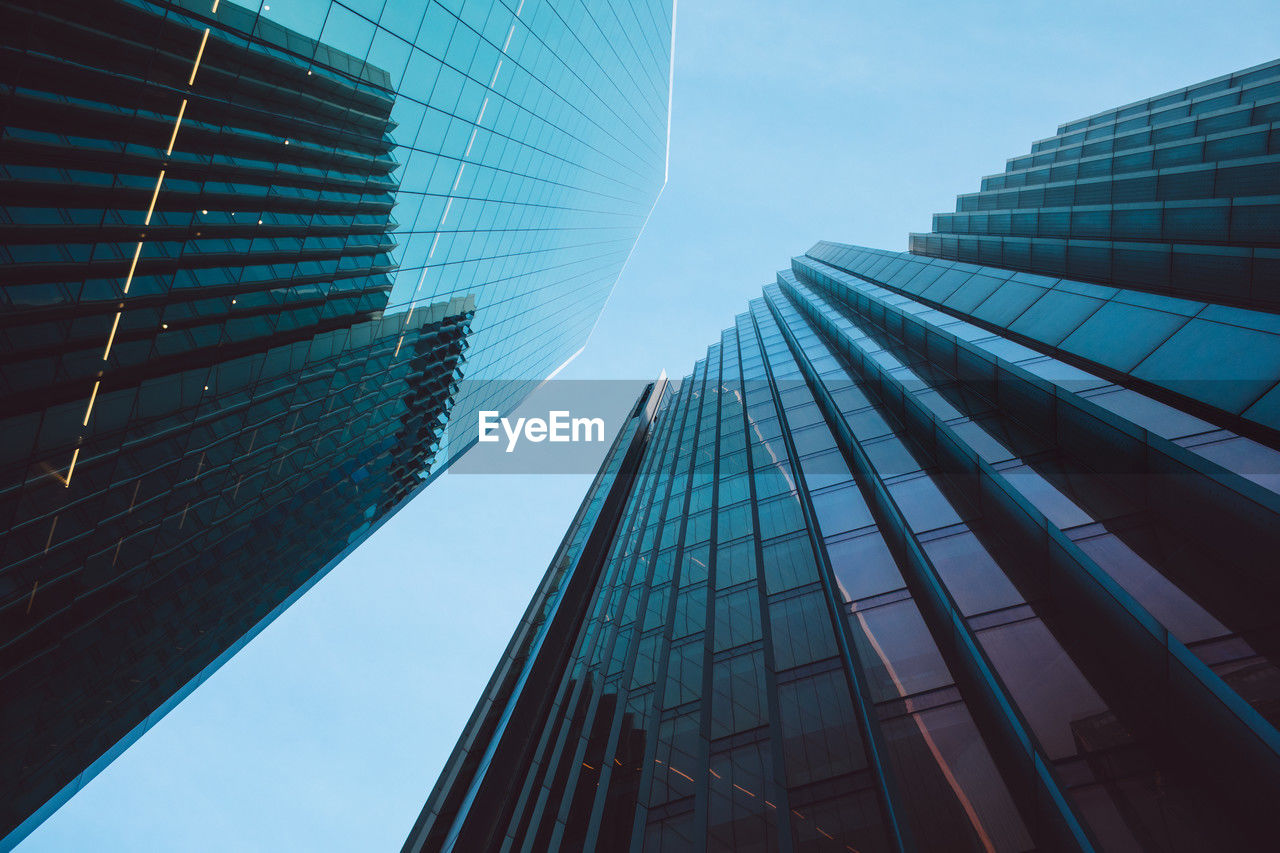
[18,1,1280,849]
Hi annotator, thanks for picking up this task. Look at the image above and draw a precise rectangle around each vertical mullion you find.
[556,387,685,846]
[519,392,678,849]
[748,300,912,853]
[693,342,725,844]
[628,365,711,847]
[734,316,796,852]
[582,379,699,846]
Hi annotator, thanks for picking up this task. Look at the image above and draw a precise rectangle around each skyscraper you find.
[410,60,1280,851]
[0,0,673,845]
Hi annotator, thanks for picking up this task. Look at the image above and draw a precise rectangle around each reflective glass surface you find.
[423,227,1280,849]
[911,58,1280,311]
[0,0,672,844]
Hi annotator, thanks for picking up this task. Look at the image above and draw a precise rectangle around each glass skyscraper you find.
[0,0,673,846]
[411,61,1280,851]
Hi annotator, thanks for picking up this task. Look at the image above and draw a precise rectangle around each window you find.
[810,484,874,537]
[923,531,1022,616]
[757,493,806,539]
[768,591,837,669]
[761,535,818,594]
[848,598,953,703]
[715,539,757,589]
[825,531,903,603]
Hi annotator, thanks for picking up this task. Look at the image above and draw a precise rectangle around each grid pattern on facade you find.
[419,253,1280,849]
[0,297,473,844]
[253,0,675,453]
[0,0,672,845]
[807,241,1280,443]
[419,58,1280,853]
[910,59,1280,310]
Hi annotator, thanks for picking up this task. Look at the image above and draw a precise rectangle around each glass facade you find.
[414,66,1280,852]
[0,0,672,846]
[910,58,1280,310]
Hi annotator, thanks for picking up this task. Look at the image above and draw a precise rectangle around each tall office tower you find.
[411,65,1280,852]
[0,0,673,846]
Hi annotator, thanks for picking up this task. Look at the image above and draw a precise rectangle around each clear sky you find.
[18,1,1280,849]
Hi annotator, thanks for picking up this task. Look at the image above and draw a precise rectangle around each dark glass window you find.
[922,531,1022,616]
[848,598,953,703]
[825,532,904,602]
[809,484,874,536]
[760,535,819,594]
